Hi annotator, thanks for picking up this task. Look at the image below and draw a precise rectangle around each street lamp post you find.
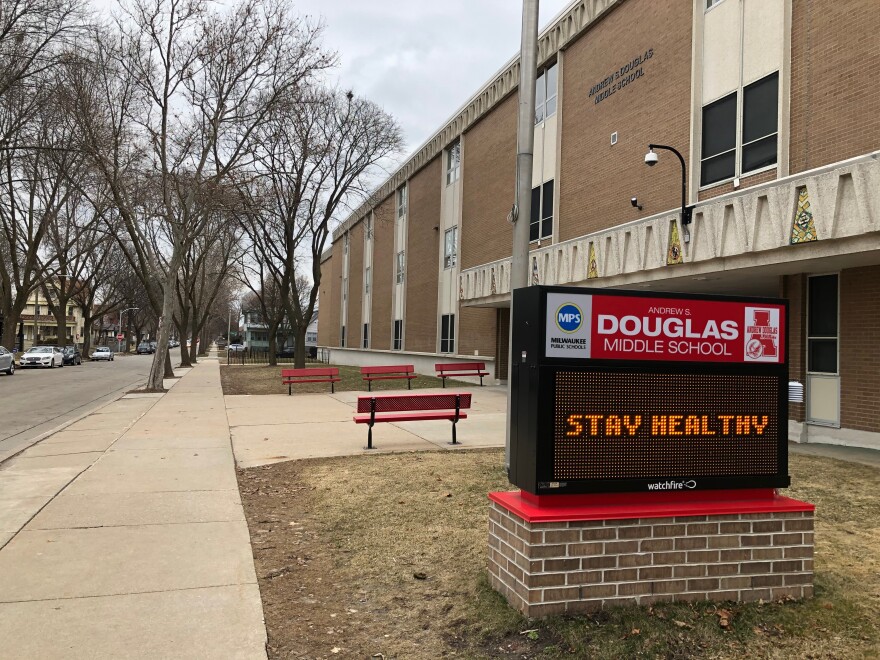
[118,307,139,352]
[644,144,694,241]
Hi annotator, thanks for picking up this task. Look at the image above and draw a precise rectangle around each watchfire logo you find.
[647,479,697,491]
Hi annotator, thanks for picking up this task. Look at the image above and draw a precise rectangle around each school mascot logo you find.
[555,303,584,333]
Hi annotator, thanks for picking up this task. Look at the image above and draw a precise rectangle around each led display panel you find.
[509,286,790,495]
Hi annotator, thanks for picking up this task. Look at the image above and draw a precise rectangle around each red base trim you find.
[489,489,814,523]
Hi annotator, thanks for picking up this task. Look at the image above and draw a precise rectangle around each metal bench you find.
[353,392,472,449]
[434,361,489,387]
[281,367,341,395]
[360,364,417,391]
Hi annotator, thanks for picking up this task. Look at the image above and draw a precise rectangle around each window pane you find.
[534,72,545,124]
[542,215,553,239]
[808,339,837,373]
[545,96,557,118]
[546,64,558,100]
[530,186,540,240]
[542,180,554,220]
[742,134,777,172]
[743,72,778,143]
[700,151,735,185]
[701,93,736,158]
[808,275,838,337]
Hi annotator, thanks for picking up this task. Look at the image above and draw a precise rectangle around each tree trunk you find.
[267,325,278,367]
[81,311,94,356]
[147,263,180,391]
[164,349,174,378]
[294,325,307,368]
[176,310,192,367]
[188,333,198,364]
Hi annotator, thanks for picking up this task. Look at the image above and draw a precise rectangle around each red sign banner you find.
[590,295,784,363]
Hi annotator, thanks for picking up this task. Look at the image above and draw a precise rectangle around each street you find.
[0,354,151,463]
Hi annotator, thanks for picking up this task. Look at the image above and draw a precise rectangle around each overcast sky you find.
[292,0,574,158]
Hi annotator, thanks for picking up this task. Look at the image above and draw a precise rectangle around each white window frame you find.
[444,226,457,269]
[446,141,460,185]
[534,62,558,125]
[397,184,407,219]
[364,266,371,294]
[440,313,455,354]
[393,319,403,351]
[700,71,779,189]
[530,179,554,243]
[806,273,840,427]
[396,251,405,284]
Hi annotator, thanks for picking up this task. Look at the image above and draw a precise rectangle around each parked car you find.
[169,339,180,348]
[227,343,245,352]
[0,345,15,375]
[91,346,114,361]
[216,338,228,349]
[136,342,153,354]
[149,341,157,352]
[62,344,83,366]
[276,345,296,358]
[20,345,64,368]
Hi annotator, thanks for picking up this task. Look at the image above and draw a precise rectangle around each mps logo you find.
[555,303,583,333]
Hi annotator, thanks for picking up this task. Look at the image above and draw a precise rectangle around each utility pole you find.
[506,0,539,472]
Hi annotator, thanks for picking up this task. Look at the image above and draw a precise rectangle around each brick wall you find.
[371,195,396,350]
[559,0,692,241]
[347,224,364,349]
[321,246,342,347]
[405,156,442,352]
[782,274,806,423]
[458,307,497,357]
[790,0,880,174]
[840,266,880,433]
[460,92,517,270]
[488,503,814,618]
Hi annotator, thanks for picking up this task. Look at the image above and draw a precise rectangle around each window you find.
[706,0,724,8]
[343,233,349,254]
[446,141,460,185]
[530,179,554,242]
[340,325,346,347]
[34,304,41,316]
[364,267,371,294]
[363,323,369,349]
[440,314,455,354]
[67,306,74,317]
[444,226,457,269]
[397,185,407,218]
[742,73,779,173]
[700,71,778,186]
[364,216,372,239]
[342,277,347,302]
[701,93,737,185]
[807,274,838,374]
[534,63,558,124]
[396,251,405,283]
[393,320,403,350]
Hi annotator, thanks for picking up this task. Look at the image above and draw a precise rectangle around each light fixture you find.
[644,143,694,243]
[630,197,642,211]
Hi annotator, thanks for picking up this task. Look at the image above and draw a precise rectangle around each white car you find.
[0,346,15,375]
[227,343,245,352]
[20,345,64,368]
[91,346,115,361]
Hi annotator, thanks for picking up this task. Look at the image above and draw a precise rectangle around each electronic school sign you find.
[509,286,789,495]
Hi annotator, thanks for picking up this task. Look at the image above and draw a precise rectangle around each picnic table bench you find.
[434,361,489,387]
[353,392,472,449]
[360,364,417,391]
[281,367,341,395]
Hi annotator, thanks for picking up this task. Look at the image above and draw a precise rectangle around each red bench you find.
[360,364,417,391]
[281,367,341,395]
[353,392,472,449]
[435,361,489,387]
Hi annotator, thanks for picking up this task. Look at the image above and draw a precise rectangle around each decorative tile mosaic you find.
[790,187,818,244]
[667,220,684,265]
[587,242,599,279]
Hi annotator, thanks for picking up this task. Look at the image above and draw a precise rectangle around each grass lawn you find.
[237,450,880,659]
[220,363,466,395]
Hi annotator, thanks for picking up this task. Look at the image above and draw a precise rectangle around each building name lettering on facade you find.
[589,48,654,104]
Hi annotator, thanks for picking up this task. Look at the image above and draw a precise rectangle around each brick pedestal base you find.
[488,492,814,618]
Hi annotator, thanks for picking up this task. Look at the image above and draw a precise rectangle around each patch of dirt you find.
[237,450,880,659]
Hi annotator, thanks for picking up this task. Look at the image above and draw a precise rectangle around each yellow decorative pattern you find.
[666,221,683,265]
[587,242,599,279]
[790,187,818,244]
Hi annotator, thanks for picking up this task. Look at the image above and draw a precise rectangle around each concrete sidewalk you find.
[0,360,266,659]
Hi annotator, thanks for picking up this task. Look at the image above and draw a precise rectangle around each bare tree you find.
[67,0,333,390]
[237,86,402,368]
